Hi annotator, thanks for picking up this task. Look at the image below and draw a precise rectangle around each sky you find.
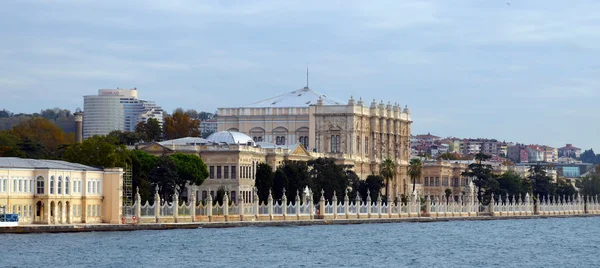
[1,0,599,151]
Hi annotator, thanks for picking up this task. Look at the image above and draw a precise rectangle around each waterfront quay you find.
[2,214,598,234]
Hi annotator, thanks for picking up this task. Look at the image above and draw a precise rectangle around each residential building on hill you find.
[558,144,581,158]
[200,119,218,137]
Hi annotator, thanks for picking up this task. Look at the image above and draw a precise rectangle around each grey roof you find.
[0,157,102,171]
[159,137,210,146]
[243,87,343,107]
[206,131,255,145]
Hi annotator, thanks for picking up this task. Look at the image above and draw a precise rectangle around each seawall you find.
[1,214,598,234]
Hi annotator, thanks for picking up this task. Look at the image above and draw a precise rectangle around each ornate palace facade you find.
[218,86,412,199]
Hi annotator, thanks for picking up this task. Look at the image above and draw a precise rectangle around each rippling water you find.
[2,217,600,267]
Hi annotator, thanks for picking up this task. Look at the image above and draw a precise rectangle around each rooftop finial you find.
[306,63,309,88]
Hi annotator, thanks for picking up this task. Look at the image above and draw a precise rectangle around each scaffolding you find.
[123,164,133,206]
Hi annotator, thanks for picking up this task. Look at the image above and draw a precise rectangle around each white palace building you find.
[217,86,413,200]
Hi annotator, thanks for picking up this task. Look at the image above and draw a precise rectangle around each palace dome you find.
[206,131,255,145]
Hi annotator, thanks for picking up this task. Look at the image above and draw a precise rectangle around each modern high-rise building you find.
[83,88,163,139]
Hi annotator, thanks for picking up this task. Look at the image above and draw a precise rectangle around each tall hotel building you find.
[83,89,164,139]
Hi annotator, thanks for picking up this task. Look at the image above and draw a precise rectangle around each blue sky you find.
[1,0,599,151]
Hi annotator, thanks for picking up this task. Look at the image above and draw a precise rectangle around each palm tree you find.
[408,158,422,194]
[379,158,395,201]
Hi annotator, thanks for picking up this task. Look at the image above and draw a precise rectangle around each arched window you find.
[303,136,309,148]
[50,176,55,194]
[36,176,44,194]
[276,136,281,145]
[330,135,335,153]
[65,177,70,194]
[281,136,286,145]
[58,177,62,194]
[299,136,304,145]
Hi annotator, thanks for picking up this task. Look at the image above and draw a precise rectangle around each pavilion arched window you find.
[36,176,44,194]
[50,176,55,194]
[58,177,62,194]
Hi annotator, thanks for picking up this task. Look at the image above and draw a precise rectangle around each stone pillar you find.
[207,189,213,222]
[388,196,393,218]
[458,194,464,217]
[173,191,179,223]
[223,192,229,222]
[344,189,350,219]
[332,191,338,220]
[238,196,244,221]
[425,194,431,217]
[489,193,495,217]
[190,190,196,222]
[377,192,382,218]
[268,189,273,221]
[253,189,259,220]
[308,190,314,220]
[466,189,473,217]
[355,192,361,219]
[534,194,539,215]
[282,188,288,220]
[367,189,372,219]
[296,190,301,220]
[135,187,141,223]
[154,186,161,223]
[319,189,325,219]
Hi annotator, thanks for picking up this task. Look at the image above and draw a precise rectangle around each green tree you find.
[136,118,163,142]
[462,153,495,203]
[408,158,423,194]
[495,171,531,202]
[0,131,25,157]
[163,111,200,139]
[445,189,452,202]
[11,117,74,158]
[279,160,310,201]
[255,163,274,204]
[272,169,288,201]
[437,152,462,160]
[360,175,385,202]
[528,164,552,198]
[149,155,179,202]
[307,158,353,202]
[576,167,600,198]
[214,186,227,206]
[580,149,596,163]
[62,135,130,168]
[554,180,577,199]
[380,158,395,200]
[108,130,142,146]
[131,150,158,203]
[168,153,208,199]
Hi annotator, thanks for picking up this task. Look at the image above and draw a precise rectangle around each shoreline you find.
[1,214,598,234]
